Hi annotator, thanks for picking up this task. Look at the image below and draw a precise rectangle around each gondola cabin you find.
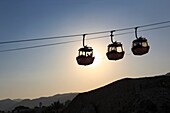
[106,41,125,60]
[76,46,95,66]
[131,37,150,55]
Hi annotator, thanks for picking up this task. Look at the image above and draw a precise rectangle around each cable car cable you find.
[0,20,170,45]
[0,35,109,52]
[0,25,170,53]
[0,34,82,45]
[137,20,170,28]
[0,40,82,52]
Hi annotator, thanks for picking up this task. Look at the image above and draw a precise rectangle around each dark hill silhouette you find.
[0,99,18,111]
[0,93,78,111]
[63,73,170,113]
[13,93,77,109]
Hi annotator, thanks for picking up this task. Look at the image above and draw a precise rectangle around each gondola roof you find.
[132,37,148,43]
[108,42,122,47]
[78,46,93,52]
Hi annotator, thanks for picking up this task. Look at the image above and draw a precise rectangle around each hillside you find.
[0,93,78,111]
[0,99,18,111]
[63,73,170,113]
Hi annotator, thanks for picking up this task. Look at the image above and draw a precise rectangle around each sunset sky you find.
[0,0,170,99]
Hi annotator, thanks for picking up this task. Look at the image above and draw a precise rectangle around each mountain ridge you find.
[63,73,170,113]
[0,93,78,111]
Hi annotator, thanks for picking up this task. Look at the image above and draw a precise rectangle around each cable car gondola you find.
[76,34,95,66]
[131,27,150,55]
[106,31,125,60]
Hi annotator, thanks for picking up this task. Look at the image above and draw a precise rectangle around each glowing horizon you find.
[0,0,170,99]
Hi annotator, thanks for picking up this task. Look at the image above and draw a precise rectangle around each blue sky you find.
[0,0,170,99]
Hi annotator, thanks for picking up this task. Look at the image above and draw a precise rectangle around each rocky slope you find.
[63,73,170,113]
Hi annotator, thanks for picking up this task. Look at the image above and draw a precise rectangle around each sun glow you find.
[91,51,103,67]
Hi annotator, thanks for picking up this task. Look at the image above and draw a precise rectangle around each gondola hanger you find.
[110,30,115,43]
[82,34,86,47]
[135,27,139,39]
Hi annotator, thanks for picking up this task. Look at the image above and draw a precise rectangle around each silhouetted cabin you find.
[76,46,95,66]
[106,41,125,60]
[131,37,150,55]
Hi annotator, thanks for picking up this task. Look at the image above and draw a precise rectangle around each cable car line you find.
[85,20,170,35]
[0,25,170,53]
[0,35,109,52]
[0,40,82,52]
[137,20,170,29]
[0,34,82,45]
[139,25,170,32]
[0,20,170,45]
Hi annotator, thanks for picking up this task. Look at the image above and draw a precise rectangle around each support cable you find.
[0,24,170,52]
[0,20,170,45]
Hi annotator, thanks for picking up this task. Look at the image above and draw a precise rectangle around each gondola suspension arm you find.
[135,27,139,39]
[83,34,86,47]
[110,30,115,43]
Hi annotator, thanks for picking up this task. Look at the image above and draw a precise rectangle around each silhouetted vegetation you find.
[12,106,31,113]
[2,100,72,113]
[0,110,5,113]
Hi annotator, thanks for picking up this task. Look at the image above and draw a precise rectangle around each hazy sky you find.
[0,0,170,99]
